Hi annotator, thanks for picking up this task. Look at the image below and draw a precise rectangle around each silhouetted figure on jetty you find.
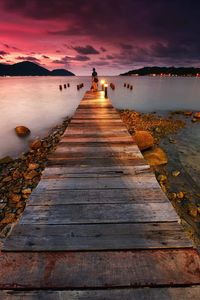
[91,67,98,92]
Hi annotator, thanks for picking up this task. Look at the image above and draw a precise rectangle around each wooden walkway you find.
[0,91,200,299]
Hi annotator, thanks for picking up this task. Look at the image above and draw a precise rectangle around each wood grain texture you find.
[3,223,192,251]
[19,203,178,224]
[0,250,199,288]
[1,287,200,300]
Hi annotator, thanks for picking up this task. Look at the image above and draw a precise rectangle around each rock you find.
[28,163,40,170]
[15,126,30,137]
[192,118,198,123]
[22,188,32,194]
[12,170,22,180]
[143,147,168,166]
[157,174,167,182]
[194,112,200,119]
[2,176,12,183]
[24,170,38,180]
[188,205,198,218]
[0,156,13,164]
[183,111,193,116]
[172,170,180,177]
[10,194,21,203]
[29,139,42,150]
[1,213,16,224]
[169,138,176,144]
[133,131,154,151]
[177,191,184,199]
[155,127,161,133]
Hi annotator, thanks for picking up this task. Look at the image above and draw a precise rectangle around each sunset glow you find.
[0,0,200,75]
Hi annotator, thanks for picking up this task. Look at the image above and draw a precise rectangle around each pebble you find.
[23,170,39,180]
[28,163,40,170]
[172,170,180,177]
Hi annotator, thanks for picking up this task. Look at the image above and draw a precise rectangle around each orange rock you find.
[15,126,30,137]
[194,112,200,119]
[28,163,40,170]
[143,147,168,166]
[133,131,154,150]
[24,170,38,180]
[29,139,42,150]
[10,194,21,203]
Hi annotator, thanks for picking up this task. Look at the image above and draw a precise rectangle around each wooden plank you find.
[73,114,120,119]
[53,144,140,152]
[1,287,200,300]
[19,203,178,224]
[76,108,117,113]
[42,165,151,175]
[3,223,192,251]
[27,187,167,205]
[36,175,161,190]
[48,151,143,159]
[70,119,123,125]
[0,250,199,288]
[64,128,129,134]
[60,136,134,143]
[63,133,130,139]
[47,157,147,167]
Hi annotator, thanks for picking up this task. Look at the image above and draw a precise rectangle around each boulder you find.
[143,147,168,166]
[15,126,30,137]
[29,139,42,150]
[0,156,13,164]
[133,131,154,151]
[194,112,200,119]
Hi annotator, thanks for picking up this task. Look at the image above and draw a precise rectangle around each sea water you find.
[0,76,200,158]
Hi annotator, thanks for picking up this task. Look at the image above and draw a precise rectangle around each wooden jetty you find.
[0,91,200,299]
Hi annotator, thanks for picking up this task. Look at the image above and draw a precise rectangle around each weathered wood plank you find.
[73,114,120,119]
[1,287,200,300]
[19,203,178,224]
[27,187,167,205]
[36,175,161,190]
[76,108,117,113]
[0,250,199,288]
[70,119,124,124]
[64,128,129,135]
[3,223,192,251]
[61,136,134,143]
[42,165,150,175]
[47,157,147,167]
[48,151,143,159]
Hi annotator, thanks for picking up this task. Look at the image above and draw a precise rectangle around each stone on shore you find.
[0,156,13,164]
[194,112,200,119]
[133,131,154,151]
[29,139,42,150]
[143,147,168,166]
[15,126,30,137]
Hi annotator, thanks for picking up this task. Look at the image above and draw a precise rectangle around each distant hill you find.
[120,66,200,76]
[0,61,75,76]
[51,69,74,76]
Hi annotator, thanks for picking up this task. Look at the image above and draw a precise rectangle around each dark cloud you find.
[42,55,50,59]
[15,56,40,62]
[0,56,3,59]
[100,47,107,52]
[1,0,200,69]
[73,45,99,55]
[0,50,9,55]
[52,55,90,64]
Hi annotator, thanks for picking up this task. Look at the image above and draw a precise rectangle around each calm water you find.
[0,76,200,158]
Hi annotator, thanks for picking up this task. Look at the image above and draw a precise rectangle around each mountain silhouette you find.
[0,61,75,76]
[120,66,200,76]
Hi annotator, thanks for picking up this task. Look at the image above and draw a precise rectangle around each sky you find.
[0,0,200,75]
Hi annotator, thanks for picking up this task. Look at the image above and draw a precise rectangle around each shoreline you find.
[120,109,200,247]
[0,117,69,237]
